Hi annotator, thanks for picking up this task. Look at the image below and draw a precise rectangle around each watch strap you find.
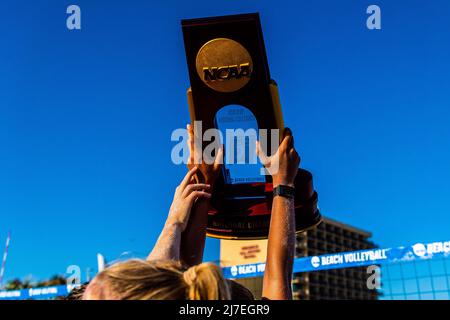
[273,185,295,199]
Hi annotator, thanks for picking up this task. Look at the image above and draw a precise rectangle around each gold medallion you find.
[195,38,253,93]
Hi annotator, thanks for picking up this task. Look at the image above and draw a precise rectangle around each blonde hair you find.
[86,259,230,300]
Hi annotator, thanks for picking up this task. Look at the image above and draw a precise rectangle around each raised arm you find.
[147,167,211,261]
[258,128,300,300]
[180,124,222,266]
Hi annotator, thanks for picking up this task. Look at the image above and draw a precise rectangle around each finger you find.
[290,148,300,159]
[283,127,294,148]
[187,124,195,164]
[290,149,301,167]
[186,191,212,203]
[283,127,292,139]
[179,167,197,190]
[190,123,203,164]
[279,133,294,152]
[214,144,224,171]
[182,183,211,198]
[256,140,270,165]
[187,123,194,142]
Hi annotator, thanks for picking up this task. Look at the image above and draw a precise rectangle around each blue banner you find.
[222,240,450,279]
[0,284,78,300]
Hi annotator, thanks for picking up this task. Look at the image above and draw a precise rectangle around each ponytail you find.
[86,259,230,300]
[183,262,230,300]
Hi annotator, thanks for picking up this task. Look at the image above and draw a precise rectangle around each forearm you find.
[262,195,296,299]
[180,198,209,266]
[147,222,183,261]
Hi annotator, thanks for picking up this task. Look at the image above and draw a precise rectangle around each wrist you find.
[164,219,185,232]
[272,178,295,188]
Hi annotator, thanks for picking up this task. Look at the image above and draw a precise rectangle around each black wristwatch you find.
[273,185,295,199]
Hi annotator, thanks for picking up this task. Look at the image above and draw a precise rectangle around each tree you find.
[4,275,66,290]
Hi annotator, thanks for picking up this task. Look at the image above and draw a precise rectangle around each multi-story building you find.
[220,216,379,300]
[293,217,378,300]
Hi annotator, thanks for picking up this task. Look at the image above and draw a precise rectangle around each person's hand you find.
[186,123,223,186]
[256,128,300,187]
[167,167,211,231]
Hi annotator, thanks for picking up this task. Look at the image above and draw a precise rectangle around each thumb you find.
[256,140,270,166]
[214,145,224,171]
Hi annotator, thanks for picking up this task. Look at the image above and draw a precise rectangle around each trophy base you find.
[207,169,322,240]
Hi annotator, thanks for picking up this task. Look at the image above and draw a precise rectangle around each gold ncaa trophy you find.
[181,13,322,239]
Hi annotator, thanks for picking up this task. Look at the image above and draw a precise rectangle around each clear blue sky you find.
[1,0,449,282]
